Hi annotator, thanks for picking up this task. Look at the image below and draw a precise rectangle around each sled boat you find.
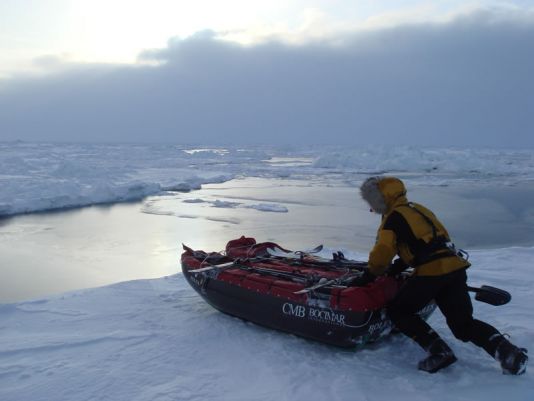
[181,236,436,348]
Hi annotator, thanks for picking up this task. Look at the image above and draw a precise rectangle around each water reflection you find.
[1,177,533,302]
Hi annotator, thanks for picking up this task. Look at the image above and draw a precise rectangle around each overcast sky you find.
[1,1,533,147]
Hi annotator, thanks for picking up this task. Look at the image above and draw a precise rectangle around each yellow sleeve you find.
[368,229,397,276]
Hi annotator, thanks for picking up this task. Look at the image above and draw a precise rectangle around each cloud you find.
[1,7,533,147]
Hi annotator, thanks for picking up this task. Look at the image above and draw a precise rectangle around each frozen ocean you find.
[0,142,533,401]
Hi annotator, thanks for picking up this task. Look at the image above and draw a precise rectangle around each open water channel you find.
[1,177,533,302]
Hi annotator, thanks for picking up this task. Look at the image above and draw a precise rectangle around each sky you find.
[0,0,533,147]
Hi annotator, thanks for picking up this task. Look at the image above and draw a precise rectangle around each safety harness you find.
[400,203,467,267]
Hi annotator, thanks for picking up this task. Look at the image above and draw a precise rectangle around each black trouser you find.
[387,269,500,356]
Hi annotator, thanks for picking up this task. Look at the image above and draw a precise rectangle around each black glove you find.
[350,269,376,287]
[386,258,409,277]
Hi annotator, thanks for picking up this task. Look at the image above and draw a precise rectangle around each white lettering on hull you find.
[282,302,347,326]
[367,320,392,335]
[282,302,306,318]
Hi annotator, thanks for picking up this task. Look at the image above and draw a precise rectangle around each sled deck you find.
[181,236,436,348]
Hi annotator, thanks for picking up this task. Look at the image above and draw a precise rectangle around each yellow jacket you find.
[361,177,470,276]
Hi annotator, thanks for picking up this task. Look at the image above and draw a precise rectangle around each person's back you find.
[360,176,528,374]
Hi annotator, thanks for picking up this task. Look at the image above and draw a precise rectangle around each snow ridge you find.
[1,142,533,217]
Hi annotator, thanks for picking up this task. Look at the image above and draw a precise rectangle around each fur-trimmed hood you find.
[360,176,407,215]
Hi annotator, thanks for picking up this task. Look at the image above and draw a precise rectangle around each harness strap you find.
[404,202,438,239]
[398,203,456,266]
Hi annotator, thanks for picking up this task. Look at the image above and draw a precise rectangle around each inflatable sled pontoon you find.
[181,236,436,348]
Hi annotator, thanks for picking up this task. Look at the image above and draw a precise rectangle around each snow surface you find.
[1,142,534,217]
[0,246,532,401]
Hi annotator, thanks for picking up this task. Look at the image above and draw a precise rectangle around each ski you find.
[189,244,366,275]
[294,272,364,294]
[191,245,324,273]
[267,245,323,259]
[238,264,310,282]
[188,260,316,286]
[188,260,241,273]
[268,247,367,270]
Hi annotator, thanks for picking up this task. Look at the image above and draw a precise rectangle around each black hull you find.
[182,263,435,348]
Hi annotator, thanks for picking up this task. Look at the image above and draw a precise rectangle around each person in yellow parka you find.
[360,176,528,374]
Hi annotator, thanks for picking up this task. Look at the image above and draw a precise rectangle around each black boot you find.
[418,338,457,373]
[494,336,528,375]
